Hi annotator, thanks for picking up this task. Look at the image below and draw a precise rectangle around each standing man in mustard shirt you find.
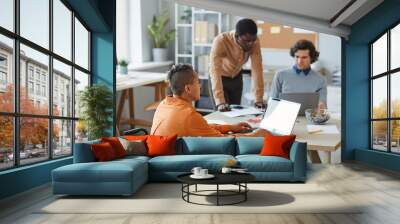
[209,18,265,112]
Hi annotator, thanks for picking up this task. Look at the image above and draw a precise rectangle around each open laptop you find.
[259,98,301,135]
[279,92,319,116]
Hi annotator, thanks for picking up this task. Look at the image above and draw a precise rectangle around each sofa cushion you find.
[101,137,127,158]
[236,137,264,155]
[52,159,147,183]
[91,142,118,161]
[260,133,296,159]
[178,137,236,155]
[119,138,147,156]
[148,154,235,172]
[147,135,177,157]
[236,155,293,172]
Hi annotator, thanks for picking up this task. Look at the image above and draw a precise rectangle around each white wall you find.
[260,33,341,72]
[117,0,175,64]
[318,33,341,74]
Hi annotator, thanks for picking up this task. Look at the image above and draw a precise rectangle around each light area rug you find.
[38,183,361,214]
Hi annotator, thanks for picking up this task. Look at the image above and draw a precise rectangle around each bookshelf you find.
[175,4,232,111]
[175,4,232,79]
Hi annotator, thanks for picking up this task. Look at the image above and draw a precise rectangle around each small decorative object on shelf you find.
[117,59,129,75]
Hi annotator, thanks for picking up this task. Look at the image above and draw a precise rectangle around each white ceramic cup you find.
[200,169,208,176]
[191,167,202,176]
[221,167,232,174]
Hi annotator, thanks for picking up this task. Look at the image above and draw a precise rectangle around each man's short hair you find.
[167,64,195,95]
[290,39,320,63]
[235,18,258,36]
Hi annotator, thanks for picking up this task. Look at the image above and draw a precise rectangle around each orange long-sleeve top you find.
[209,31,264,106]
[150,96,232,137]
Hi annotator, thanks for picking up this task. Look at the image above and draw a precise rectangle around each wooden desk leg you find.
[155,83,161,101]
[308,150,322,163]
[116,90,127,136]
[128,88,135,129]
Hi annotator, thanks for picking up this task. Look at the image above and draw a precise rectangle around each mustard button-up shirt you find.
[209,31,264,105]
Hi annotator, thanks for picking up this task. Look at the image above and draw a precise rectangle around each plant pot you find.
[117,65,128,74]
[152,48,168,62]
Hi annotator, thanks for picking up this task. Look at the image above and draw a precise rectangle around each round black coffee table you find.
[177,173,255,206]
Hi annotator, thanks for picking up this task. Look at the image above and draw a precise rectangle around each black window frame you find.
[0,0,92,171]
[370,20,400,154]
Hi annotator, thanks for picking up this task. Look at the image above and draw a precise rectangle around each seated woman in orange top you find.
[150,64,267,137]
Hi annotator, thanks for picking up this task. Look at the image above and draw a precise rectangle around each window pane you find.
[0,0,14,31]
[53,59,72,117]
[53,0,72,60]
[372,121,388,151]
[391,72,400,118]
[74,69,89,118]
[391,24,400,70]
[75,18,89,70]
[20,0,49,49]
[75,120,88,143]
[391,121,400,153]
[0,116,13,170]
[20,44,49,115]
[372,33,387,76]
[0,35,14,112]
[20,117,49,165]
[372,77,387,119]
[53,119,72,158]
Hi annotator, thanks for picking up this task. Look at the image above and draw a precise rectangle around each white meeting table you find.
[204,111,341,163]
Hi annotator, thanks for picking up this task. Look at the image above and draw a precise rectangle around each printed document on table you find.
[307,125,339,134]
[206,120,229,125]
[221,107,263,118]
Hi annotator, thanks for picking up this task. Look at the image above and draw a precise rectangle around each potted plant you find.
[117,59,129,75]
[147,11,176,62]
[79,84,113,140]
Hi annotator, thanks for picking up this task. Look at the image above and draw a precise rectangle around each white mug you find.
[200,169,208,176]
[191,167,202,176]
[221,167,232,174]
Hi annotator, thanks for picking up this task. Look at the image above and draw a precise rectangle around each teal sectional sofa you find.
[52,137,307,196]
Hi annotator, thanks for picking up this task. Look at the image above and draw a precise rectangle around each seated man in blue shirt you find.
[270,39,327,109]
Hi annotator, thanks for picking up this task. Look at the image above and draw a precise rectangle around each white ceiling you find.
[224,0,353,23]
[176,0,384,38]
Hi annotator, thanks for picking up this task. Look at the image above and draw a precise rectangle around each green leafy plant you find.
[118,59,129,67]
[79,84,113,140]
[147,11,176,48]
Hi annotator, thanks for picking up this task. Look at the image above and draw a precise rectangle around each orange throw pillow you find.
[123,135,148,142]
[260,132,296,159]
[146,135,177,157]
[91,142,117,161]
[101,137,126,158]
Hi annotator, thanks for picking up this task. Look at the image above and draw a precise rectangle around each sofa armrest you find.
[289,141,307,181]
[73,140,100,163]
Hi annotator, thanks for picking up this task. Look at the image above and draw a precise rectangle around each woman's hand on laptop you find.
[231,122,253,133]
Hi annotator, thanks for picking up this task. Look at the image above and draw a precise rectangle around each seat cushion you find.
[236,155,293,172]
[148,154,235,172]
[52,159,147,183]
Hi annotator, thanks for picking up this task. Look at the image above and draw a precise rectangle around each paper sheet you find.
[206,120,229,125]
[221,107,263,118]
[307,125,339,134]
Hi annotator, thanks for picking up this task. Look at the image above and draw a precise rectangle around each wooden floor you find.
[1,162,400,224]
